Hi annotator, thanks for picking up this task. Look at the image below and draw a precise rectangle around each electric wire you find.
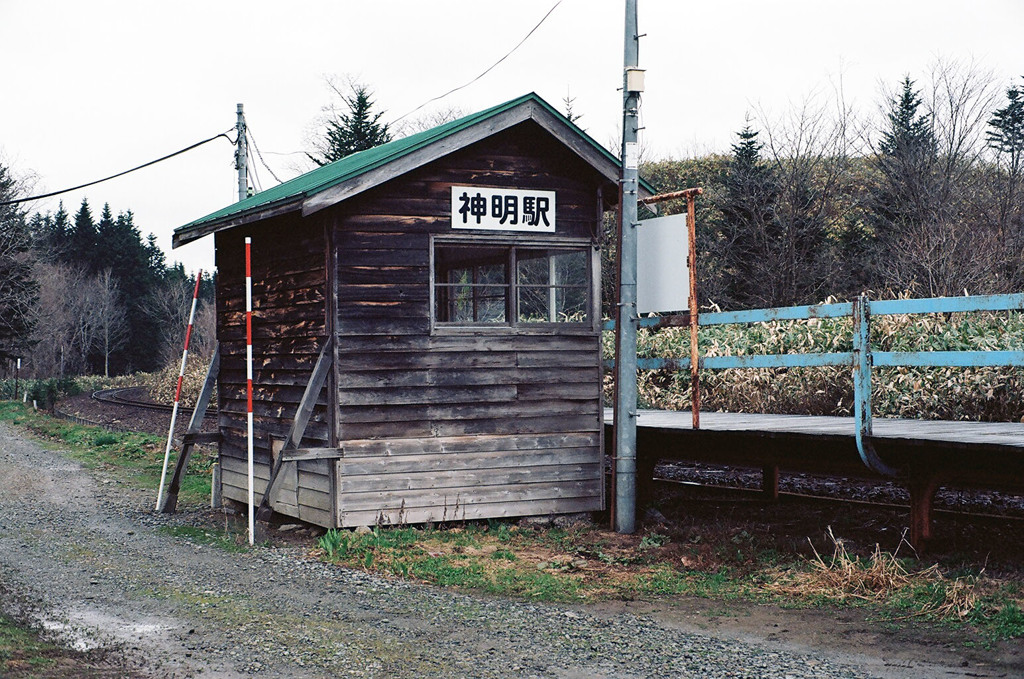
[0,129,235,206]
[391,0,563,125]
[245,138,263,193]
[246,127,285,185]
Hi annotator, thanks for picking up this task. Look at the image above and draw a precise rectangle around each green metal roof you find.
[174,92,653,246]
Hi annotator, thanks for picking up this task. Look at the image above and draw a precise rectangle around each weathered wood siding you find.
[214,214,333,526]
[329,122,607,527]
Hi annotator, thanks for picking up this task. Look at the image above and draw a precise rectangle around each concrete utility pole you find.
[236,103,247,202]
[614,0,642,534]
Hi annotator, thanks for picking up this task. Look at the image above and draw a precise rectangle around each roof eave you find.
[172,196,304,248]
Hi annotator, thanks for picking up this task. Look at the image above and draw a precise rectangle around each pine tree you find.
[719,126,781,307]
[987,77,1024,243]
[308,83,392,166]
[71,199,98,270]
[29,202,71,262]
[0,162,37,361]
[873,76,938,230]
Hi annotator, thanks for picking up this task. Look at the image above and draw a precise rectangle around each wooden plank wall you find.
[330,122,608,527]
[214,214,333,526]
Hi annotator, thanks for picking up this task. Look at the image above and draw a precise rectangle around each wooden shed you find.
[173,93,642,528]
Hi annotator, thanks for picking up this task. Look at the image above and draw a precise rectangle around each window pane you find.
[435,245,508,323]
[516,248,589,324]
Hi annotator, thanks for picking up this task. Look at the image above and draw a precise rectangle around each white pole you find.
[245,237,255,546]
[156,270,203,511]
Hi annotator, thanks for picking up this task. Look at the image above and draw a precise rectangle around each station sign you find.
[637,213,690,314]
[451,186,556,233]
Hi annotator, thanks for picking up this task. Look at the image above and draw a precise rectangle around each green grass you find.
[607,309,1024,422]
[316,524,751,603]
[157,525,250,553]
[0,402,212,506]
[0,614,57,675]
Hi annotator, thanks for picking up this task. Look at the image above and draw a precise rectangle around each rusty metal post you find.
[687,193,700,430]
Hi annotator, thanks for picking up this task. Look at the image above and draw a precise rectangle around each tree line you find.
[3,66,1022,381]
[0,187,214,379]
[636,64,1024,311]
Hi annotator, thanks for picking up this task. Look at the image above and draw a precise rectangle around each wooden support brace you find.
[162,345,220,514]
[183,432,222,445]
[255,337,333,522]
[281,447,345,462]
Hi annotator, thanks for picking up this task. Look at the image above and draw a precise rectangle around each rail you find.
[604,292,1024,477]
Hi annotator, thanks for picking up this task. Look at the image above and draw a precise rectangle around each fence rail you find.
[604,292,1024,477]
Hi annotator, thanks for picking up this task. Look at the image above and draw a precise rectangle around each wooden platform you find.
[603,408,1024,482]
[605,409,1024,449]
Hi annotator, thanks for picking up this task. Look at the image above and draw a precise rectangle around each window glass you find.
[517,249,589,323]
[434,245,507,323]
[433,243,589,326]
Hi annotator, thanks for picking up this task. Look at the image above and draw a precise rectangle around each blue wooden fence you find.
[604,292,1024,476]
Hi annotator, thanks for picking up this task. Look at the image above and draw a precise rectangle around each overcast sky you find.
[2,0,1021,274]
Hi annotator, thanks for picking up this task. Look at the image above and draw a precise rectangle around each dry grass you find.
[766,528,979,620]
[143,358,217,408]
[605,305,1024,422]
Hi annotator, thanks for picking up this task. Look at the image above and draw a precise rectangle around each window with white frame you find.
[433,242,590,327]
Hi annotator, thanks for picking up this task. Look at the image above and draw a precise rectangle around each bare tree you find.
[92,268,128,377]
[28,263,93,377]
[869,59,1001,296]
[392,106,466,138]
[758,92,856,304]
[148,276,214,368]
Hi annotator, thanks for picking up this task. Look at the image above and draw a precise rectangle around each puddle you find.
[41,608,172,651]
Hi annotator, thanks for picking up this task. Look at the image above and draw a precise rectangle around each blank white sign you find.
[636,213,689,314]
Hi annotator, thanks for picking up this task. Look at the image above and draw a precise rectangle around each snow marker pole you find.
[245,237,255,545]
[156,270,203,511]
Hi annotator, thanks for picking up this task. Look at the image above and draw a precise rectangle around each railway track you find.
[651,474,1024,522]
[87,386,1024,524]
[91,386,217,419]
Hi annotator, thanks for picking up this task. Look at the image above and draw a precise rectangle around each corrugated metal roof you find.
[174,92,651,245]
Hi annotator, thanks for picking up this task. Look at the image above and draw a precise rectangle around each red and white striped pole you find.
[156,270,203,511]
[245,237,255,545]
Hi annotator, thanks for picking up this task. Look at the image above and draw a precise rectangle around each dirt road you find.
[0,421,1015,678]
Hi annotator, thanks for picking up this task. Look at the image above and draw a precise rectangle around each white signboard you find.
[623,142,639,170]
[451,186,556,232]
[637,213,689,314]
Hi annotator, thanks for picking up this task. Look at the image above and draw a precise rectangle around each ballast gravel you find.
[0,422,984,678]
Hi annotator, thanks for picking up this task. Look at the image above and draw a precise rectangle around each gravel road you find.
[0,421,1004,678]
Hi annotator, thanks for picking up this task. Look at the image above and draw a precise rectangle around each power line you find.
[246,139,263,193]
[391,0,563,125]
[0,129,235,206]
[246,127,285,185]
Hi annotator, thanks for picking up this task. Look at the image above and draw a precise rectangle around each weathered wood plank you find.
[338,432,598,457]
[338,447,599,475]
[337,479,603,513]
[336,265,427,285]
[337,463,601,494]
[337,495,604,528]
[337,385,518,407]
[328,366,599,389]
[338,415,600,440]
[336,283,429,302]
[336,399,599,424]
